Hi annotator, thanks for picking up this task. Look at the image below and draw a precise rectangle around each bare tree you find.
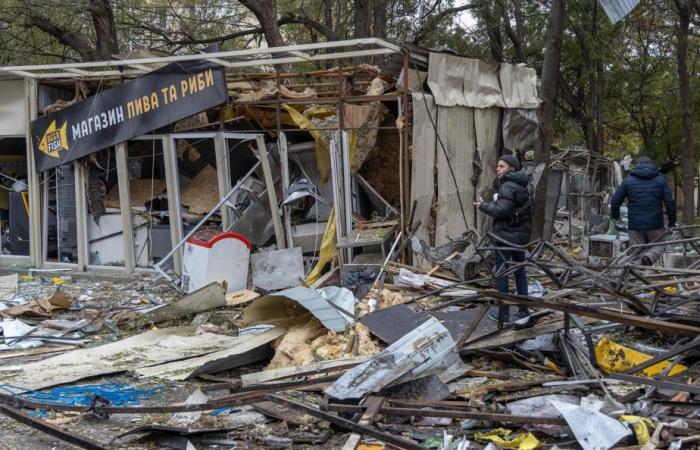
[532,0,565,239]
[354,0,372,37]
[239,0,285,48]
[21,0,119,60]
[673,0,696,222]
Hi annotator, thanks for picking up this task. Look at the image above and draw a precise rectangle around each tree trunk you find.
[676,2,695,223]
[323,0,333,32]
[496,0,525,63]
[596,58,604,154]
[373,0,386,37]
[240,0,285,48]
[532,0,565,239]
[477,1,504,62]
[354,0,372,37]
[87,0,119,59]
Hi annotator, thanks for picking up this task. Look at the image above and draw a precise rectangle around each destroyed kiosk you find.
[0,39,696,450]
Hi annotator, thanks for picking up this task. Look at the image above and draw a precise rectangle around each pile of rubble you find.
[0,227,698,450]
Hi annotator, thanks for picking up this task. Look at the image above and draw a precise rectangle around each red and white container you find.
[183,232,251,293]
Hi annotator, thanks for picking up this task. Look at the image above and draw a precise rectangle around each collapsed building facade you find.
[0,39,699,450]
[0,39,539,284]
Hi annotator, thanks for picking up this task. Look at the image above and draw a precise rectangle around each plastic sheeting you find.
[427,52,539,109]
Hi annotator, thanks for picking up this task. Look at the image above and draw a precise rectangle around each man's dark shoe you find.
[488,307,509,322]
[515,307,529,321]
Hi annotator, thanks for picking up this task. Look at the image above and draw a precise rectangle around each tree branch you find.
[495,0,525,63]
[413,4,476,43]
[22,13,98,60]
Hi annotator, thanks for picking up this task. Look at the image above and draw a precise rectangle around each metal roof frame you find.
[0,38,404,80]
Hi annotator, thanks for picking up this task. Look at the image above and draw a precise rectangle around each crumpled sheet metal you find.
[325,317,464,400]
[241,286,355,333]
[549,399,631,450]
[410,235,481,280]
[502,109,538,153]
[427,52,539,109]
[599,0,641,23]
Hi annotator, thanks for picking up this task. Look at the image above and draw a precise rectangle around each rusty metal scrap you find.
[0,402,110,450]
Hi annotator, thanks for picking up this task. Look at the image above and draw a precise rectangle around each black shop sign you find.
[31,57,227,172]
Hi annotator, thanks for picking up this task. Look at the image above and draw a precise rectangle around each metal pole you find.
[154,160,262,285]
[257,136,286,249]
[341,130,353,262]
[25,78,42,268]
[163,136,183,275]
[115,142,136,273]
[278,132,294,247]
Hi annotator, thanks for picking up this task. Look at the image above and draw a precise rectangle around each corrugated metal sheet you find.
[410,93,437,268]
[325,317,465,399]
[427,52,539,109]
[276,286,355,332]
[599,0,640,23]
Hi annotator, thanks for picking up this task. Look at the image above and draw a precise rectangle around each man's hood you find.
[631,161,659,179]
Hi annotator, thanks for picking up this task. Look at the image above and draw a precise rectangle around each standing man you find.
[610,156,676,265]
[475,154,532,322]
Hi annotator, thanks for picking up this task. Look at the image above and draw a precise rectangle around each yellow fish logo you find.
[38,120,69,158]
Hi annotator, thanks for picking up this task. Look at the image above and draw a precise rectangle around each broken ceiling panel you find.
[0,327,249,390]
[134,328,284,380]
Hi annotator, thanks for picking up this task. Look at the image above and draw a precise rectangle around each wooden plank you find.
[0,402,109,450]
[253,400,318,426]
[486,290,700,337]
[0,345,76,360]
[463,316,597,350]
[240,356,371,386]
[146,283,226,323]
[426,251,459,276]
[341,396,385,450]
[266,395,424,450]
[455,376,565,396]
[225,289,260,306]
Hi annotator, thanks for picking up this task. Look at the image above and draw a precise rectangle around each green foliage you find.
[0,0,697,170]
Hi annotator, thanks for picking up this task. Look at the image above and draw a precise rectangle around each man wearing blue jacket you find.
[610,156,676,265]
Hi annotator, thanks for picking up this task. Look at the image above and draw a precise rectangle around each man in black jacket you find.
[475,154,532,322]
[611,156,676,265]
